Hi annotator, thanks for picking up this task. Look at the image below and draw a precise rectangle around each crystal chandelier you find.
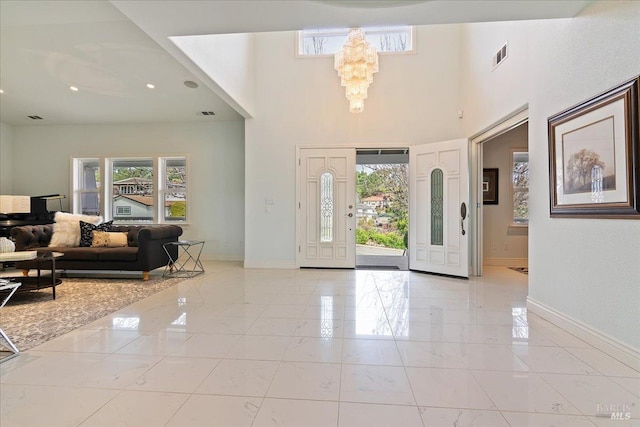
[334,28,379,113]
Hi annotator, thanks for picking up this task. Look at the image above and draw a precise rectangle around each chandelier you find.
[334,28,379,113]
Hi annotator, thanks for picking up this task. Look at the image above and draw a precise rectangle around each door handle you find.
[460,202,467,236]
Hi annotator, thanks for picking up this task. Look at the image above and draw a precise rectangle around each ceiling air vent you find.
[27,115,43,120]
[199,111,216,116]
[493,42,508,69]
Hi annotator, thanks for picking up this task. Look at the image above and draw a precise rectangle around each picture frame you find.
[483,168,499,205]
[548,76,640,218]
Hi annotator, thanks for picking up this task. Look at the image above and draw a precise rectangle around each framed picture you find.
[483,168,499,205]
[548,76,640,218]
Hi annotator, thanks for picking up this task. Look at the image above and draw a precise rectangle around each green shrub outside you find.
[169,201,186,218]
[356,228,406,249]
[356,228,369,245]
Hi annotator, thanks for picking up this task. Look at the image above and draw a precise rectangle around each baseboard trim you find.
[483,258,528,267]
[527,297,640,370]
[200,254,244,262]
[243,260,297,269]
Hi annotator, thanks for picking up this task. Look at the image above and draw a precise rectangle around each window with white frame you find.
[298,26,414,56]
[511,150,529,226]
[159,157,187,222]
[72,156,188,224]
[72,158,101,216]
[111,158,154,223]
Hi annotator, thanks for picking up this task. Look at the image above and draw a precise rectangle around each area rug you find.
[508,266,529,275]
[0,276,184,351]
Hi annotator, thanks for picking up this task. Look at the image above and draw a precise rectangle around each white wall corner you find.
[527,296,640,370]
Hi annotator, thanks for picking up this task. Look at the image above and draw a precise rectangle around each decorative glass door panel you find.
[430,169,444,246]
[320,172,334,243]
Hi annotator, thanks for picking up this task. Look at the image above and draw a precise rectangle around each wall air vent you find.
[493,42,508,69]
[27,115,43,120]
[199,111,216,116]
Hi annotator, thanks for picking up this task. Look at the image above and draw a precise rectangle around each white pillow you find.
[48,212,103,247]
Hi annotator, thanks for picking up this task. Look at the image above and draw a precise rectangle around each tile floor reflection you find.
[1,264,638,426]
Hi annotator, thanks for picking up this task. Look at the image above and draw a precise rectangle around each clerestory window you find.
[297,26,414,56]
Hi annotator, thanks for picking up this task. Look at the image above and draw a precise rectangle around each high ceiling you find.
[0,0,592,126]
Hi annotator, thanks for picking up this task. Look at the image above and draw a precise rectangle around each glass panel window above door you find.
[298,26,414,56]
[320,172,334,243]
[431,169,444,246]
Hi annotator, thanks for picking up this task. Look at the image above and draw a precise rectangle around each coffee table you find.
[0,251,63,300]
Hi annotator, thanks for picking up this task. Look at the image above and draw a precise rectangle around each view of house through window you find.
[72,156,187,224]
[298,26,413,56]
[112,159,154,222]
[356,150,409,270]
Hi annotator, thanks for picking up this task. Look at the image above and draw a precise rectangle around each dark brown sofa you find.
[10,224,183,280]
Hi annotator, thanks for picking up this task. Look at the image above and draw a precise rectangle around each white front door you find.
[298,148,356,268]
[409,139,469,278]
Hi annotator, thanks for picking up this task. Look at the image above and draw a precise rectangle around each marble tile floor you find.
[1,263,638,427]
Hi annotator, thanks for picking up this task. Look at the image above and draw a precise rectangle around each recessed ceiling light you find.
[70,86,79,92]
[184,80,199,89]
[146,83,155,89]
[0,89,4,94]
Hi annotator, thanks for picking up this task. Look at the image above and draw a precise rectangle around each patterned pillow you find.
[79,220,113,247]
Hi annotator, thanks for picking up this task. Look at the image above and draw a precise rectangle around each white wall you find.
[0,122,13,193]
[11,121,245,261]
[171,33,255,116]
[461,1,640,350]
[483,123,528,264]
[459,20,532,136]
[245,25,465,267]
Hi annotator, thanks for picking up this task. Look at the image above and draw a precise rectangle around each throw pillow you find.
[48,212,102,248]
[79,220,113,247]
[91,231,128,248]
[107,232,128,247]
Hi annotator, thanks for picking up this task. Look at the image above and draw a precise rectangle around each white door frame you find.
[469,105,529,276]
[296,116,533,275]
